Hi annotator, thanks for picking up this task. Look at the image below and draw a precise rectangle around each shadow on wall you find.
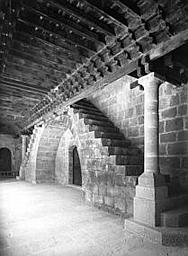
[69,146,82,186]
[0,148,12,178]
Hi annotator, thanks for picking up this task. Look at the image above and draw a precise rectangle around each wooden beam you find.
[111,0,141,19]
[0,76,49,93]
[22,4,105,46]
[0,81,48,95]
[9,48,74,73]
[14,31,85,62]
[47,0,115,36]
[3,60,61,86]
[0,93,41,102]
[17,18,97,55]
[12,39,79,67]
[2,70,57,89]
[77,0,128,33]
[5,57,65,81]
[149,28,188,61]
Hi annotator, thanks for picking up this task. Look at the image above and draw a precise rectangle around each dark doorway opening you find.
[72,147,82,186]
[0,148,12,178]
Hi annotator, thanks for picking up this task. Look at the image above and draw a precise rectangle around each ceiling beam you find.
[0,93,41,102]
[17,18,97,55]
[5,56,65,80]
[12,39,80,67]
[2,69,57,89]
[3,60,61,86]
[14,31,85,62]
[47,0,115,36]
[0,81,48,95]
[0,76,49,93]
[149,28,188,61]
[111,0,141,19]
[79,0,128,32]
[9,48,74,73]
[21,4,105,46]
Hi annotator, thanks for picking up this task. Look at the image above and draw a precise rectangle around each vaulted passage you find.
[0,148,11,178]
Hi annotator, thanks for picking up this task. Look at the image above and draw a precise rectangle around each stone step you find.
[85,119,114,127]
[115,165,142,176]
[79,113,109,122]
[89,125,119,133]
[124,165,143,175]
[71,103,99,113]
[116,155,143,165]
[101,138,130,147]
[161,207,188,227]
[75,100,95,108]
[125,218,188,246]
[108,146,142,156]
[167,194,188,210]
[94,131,124,139]
[73,108,105,117]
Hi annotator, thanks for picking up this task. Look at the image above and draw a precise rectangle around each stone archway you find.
[0,147,12,177]
[69,146,82,186]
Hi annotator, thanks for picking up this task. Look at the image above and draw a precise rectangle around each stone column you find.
[133,72,168,227]
[19,135,28,180]
[21,135,28,161]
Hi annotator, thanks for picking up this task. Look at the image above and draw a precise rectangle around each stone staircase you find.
[73,102,188,245]
[160,191,188,228]
[71,99,144,177]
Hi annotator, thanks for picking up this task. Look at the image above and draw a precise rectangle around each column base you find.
[134,172,169,227]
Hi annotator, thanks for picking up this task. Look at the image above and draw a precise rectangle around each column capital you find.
[21,134,28,139]
[138,72,165,88]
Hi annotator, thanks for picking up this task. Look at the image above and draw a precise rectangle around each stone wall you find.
[89,75,188,188]
[0,134,21,174]
[36,124,65,183]
[89,76,144,151]
[25,125,45,183]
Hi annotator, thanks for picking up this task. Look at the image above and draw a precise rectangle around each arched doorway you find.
[0,148,12,178]
[69,146,82,186]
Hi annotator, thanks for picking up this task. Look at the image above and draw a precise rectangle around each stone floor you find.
[0,179,188,256]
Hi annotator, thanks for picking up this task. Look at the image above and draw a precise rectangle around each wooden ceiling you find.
[0,0,188,135]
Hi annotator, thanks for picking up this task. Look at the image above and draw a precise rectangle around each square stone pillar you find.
[21,135,28,161]
[19,134,28,180]
[133,73,168,227]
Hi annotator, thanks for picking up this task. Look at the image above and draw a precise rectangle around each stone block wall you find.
[25,126,45,183]
[36,125,64,183]
[89,76,145,151]
[159,82,188,190]
[89,75,188,188]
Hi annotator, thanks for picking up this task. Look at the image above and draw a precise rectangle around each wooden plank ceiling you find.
[0,0,188,134]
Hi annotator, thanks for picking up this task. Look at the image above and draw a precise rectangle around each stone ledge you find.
[125,218,188,246]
